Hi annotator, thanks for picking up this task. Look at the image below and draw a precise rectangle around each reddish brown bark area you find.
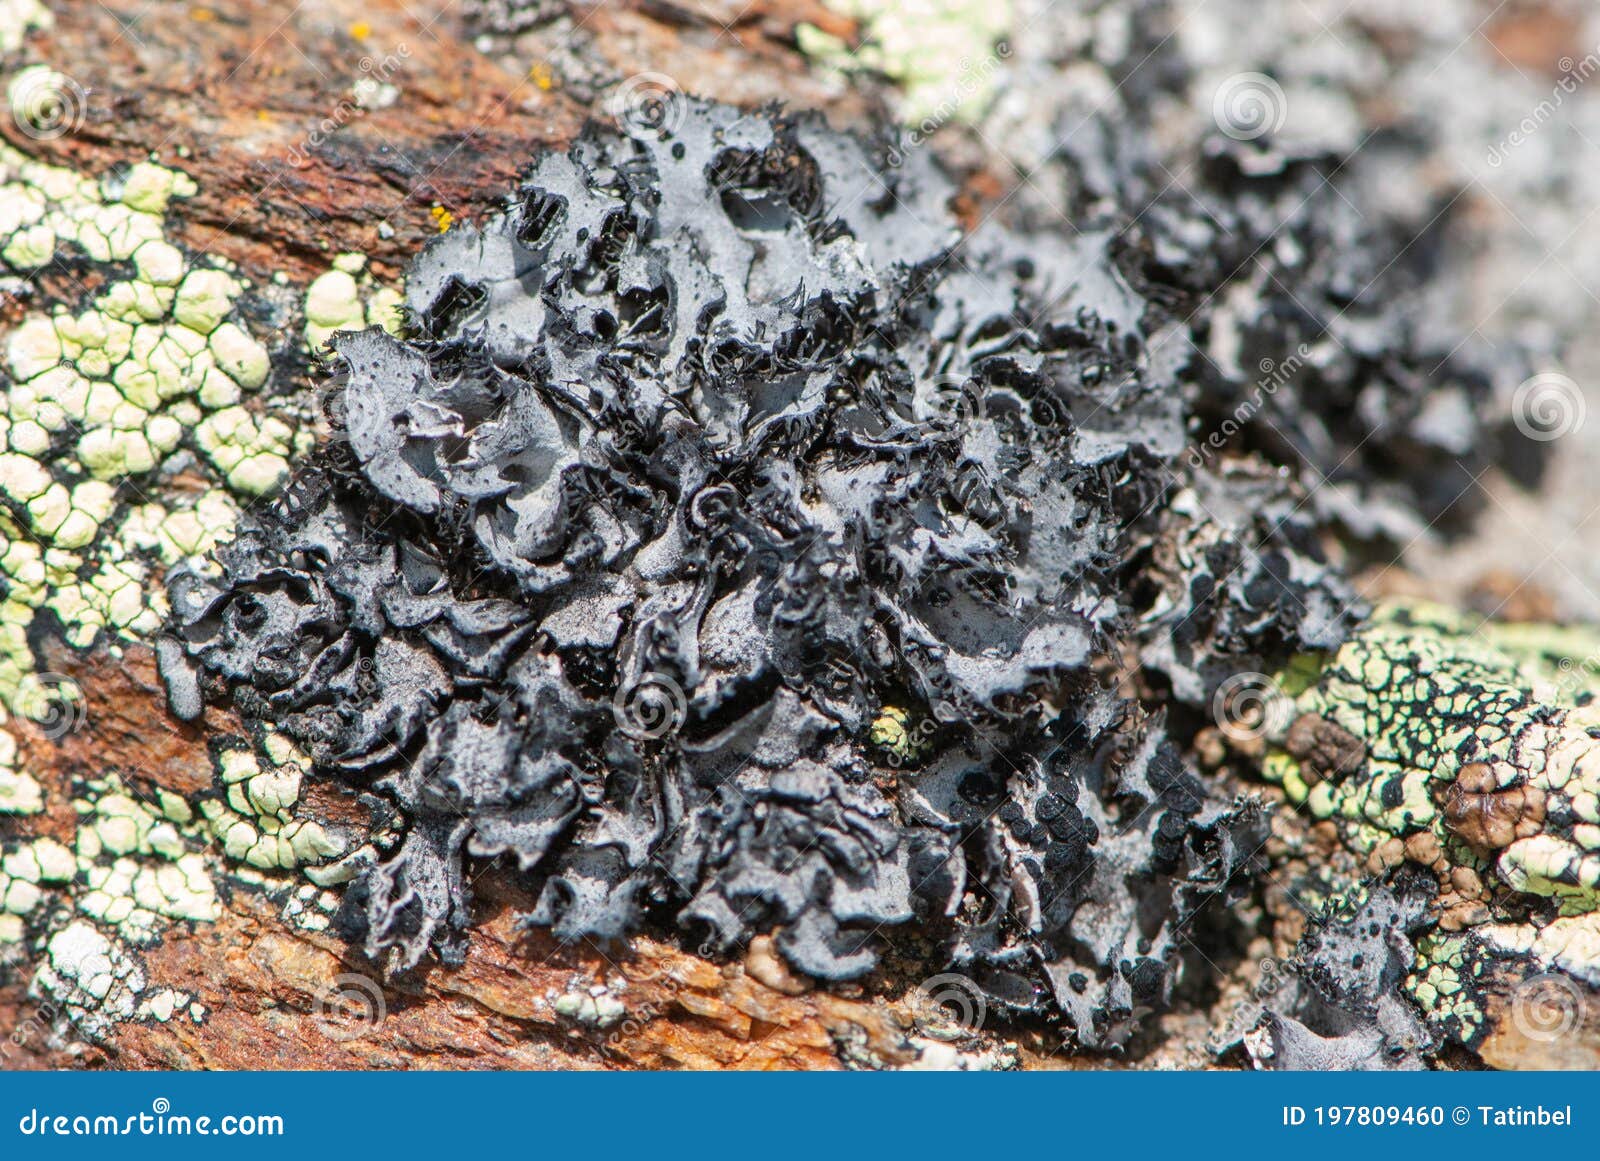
[0,0,866,284]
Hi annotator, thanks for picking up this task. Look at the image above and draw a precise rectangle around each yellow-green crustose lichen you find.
[1406,929,1489,1046]
[0,725,41,815]
[0,114,397,1041]
[200,733,343,875]
[0,143,314,707]
[869,705,914,757]
[0,729,349,1038]
[796,0,1012,126]
[0,767,221,1041]
[70,774,220,940]
[1406,910,1600,1048]
[303,251,402,352]
[1259,599,1600,915]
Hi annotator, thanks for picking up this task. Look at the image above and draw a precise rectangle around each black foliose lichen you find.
[159,99,1476,1047]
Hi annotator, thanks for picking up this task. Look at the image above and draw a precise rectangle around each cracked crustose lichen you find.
[1236,600,1600,1060]
[0,145,315,715]
[1261,600,1600,917]
[0,721,352,1041]
[156,95,1523,1051]
[0,126,413,1048]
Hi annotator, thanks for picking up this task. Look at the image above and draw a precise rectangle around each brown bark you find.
[0,0,867,283]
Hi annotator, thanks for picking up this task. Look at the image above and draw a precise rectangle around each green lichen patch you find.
[70,774,222,940]
[303,252,402,352]
[1406,930,1490,1046]
[0,729,351,1041]
[34,921,145,1039]
[0,129,402,1050]
[1240,600,1600,1052]
[797,0,1012,125]
[201,733,344,873]
[279,882,341,933]
[0,141,313,707]
[0,726,41,814]
[552,981,627,1028]
[1258,599,1600,915]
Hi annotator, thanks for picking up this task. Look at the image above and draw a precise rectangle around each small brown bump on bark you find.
[1436,895,1492,931]
[1450,865,1487,899]
[1440,762,1548,855]
[1404,830,1442,869]
[1368,836,1407,873]
[1284,714,1366,784]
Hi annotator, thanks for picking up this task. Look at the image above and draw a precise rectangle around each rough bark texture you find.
[0,0,864,284]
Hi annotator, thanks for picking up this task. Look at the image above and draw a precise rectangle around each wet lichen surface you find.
[161,102,1275,1049]
[149,96,1538,1059]
[1,0,1595,1070]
